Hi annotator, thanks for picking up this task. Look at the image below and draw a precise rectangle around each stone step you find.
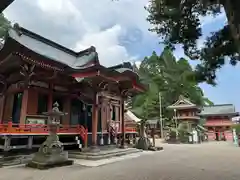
[70,147,139,155]
[69,148,142,160]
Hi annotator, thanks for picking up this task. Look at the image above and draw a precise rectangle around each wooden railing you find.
[125,127,137,132]
[0,122,88,143]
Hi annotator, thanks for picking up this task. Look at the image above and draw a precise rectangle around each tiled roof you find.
[124,110,141,123]
[7,24,98,69]
[168,95,197,109]
[200,104,238,116]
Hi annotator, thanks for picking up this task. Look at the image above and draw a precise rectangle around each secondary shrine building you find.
[200,104,238,141]
[168,95,202,143]
[0,24,145,151]
[168,96,238,143]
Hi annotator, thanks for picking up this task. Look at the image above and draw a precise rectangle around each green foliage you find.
[178,122,191,143]
[146,0,240,85]
[131,48,213,123]
[232,124,240,134]
[0,13,11,39]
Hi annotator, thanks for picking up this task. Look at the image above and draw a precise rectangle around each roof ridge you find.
[204,104,234,107]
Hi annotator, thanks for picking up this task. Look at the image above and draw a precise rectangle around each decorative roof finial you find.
[52,102,60,112]
[13,23,23,36]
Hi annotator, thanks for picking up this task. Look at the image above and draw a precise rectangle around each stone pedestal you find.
[27,103,73,169]
[26,134,73,169]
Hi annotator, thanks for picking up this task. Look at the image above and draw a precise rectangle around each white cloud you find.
[4,0,151,67]
[135,61,142,68]
[75,25,134,67]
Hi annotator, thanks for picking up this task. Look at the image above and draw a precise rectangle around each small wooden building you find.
[168,95,201,129]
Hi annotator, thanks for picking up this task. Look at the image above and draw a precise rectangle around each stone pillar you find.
[20,89,29,124]
[27,136,33,149]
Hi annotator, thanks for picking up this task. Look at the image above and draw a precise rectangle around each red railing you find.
[125,127,137,132]
[0,122,88,143]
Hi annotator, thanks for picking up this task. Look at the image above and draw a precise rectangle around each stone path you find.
[1,141,240,180]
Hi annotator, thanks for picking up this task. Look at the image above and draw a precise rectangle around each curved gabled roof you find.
[6,24,99,69]
[0,24,146,93]
[200,104,239,117]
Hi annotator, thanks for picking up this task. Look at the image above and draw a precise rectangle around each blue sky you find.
[3,0,240,111]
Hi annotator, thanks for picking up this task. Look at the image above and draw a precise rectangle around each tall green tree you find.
[131,63,159,136]
[131,48,213,123]
[146,0,240,85]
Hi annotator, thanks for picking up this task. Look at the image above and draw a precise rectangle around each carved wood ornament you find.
[18,63,35,88]
[98,81,109,91]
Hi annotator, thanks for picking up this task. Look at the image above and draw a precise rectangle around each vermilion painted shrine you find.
[168,95,238,142]
[0,24,145,151]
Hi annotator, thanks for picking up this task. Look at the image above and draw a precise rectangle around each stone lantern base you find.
[27,154,73,170]
[26,134,73,170]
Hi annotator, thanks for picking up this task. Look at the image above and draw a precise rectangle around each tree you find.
[0,13,11,40]
[131,63,159,137]
[131,48,213,124]
[146,0,240,85]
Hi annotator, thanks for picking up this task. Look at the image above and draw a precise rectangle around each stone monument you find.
[26,102,73,169]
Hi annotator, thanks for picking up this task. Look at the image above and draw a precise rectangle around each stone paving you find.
[1,141,240,180]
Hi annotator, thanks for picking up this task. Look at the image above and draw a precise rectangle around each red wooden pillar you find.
[0,96,5,123]
[91,94,99,147]
[26,88,38,115]
[20,89,29,124]
[48,84,53,111]
[62,96,71,125]
[120,99,126,148]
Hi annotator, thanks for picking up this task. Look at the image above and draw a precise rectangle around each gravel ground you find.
[1,141,240,180]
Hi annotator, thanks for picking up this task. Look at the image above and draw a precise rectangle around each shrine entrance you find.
[70,98,92,132]
[98,92,122,145]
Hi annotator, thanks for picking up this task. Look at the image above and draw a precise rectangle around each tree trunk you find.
[139,121,147,138]
[222,0,240,54]
[151,128,155,147]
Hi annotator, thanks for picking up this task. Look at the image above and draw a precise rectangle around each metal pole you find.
[159,92,163,138]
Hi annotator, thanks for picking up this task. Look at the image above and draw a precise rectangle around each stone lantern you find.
[146,119,159,147]
[27,102,73,169]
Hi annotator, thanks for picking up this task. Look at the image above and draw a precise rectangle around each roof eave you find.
[199,112,239,117]
[0,0,14,12]
[167,105,199,110]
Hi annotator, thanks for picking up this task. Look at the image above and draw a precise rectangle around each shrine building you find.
[200,104,239,141]
[0,24,145,151]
